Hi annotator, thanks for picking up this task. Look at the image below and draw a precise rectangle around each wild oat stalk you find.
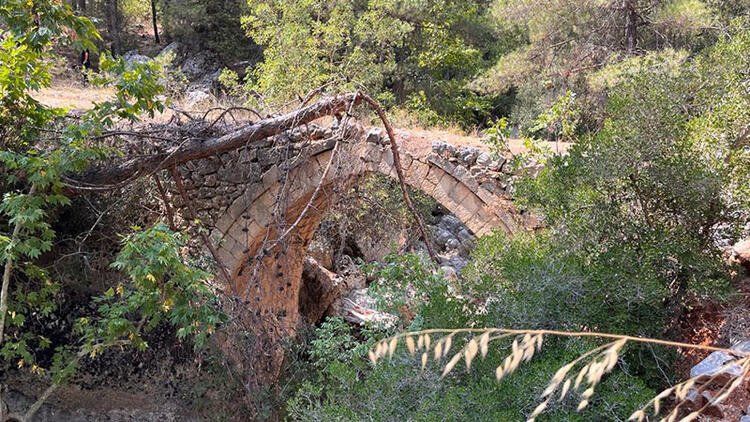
[368,328,750,422]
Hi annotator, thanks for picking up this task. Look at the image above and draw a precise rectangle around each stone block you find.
[425,166,443,187]
[460,191,484,217]
[262,165,280,189]
[427,155,457,175]
[452,203,476,224]
[405,161,429,186]
[214,213,234,235]
[216,247,238,271]
[378,148,394,175]
[227,197,249,222]
[401,153,413,170]
[420,179,437,196]
[448,183,473,205]
[436,171,458,199]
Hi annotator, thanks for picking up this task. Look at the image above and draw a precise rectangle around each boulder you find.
[434,228,455,248]
[184,69,223,106]
[122,50,150,65]
[439,214,463,233]
[445,238,460,251]
[156,41,183,63]
[690,340,750,384]
[180,50,221,81]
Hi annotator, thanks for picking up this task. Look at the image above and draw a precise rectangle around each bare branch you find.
[68,93,361,191]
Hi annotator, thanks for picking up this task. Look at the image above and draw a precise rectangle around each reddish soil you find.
[672,276,750,421]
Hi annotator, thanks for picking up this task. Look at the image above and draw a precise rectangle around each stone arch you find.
[204,129,525,384]
[213,136,522,287]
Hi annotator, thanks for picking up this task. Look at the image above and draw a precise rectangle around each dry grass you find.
[33,82,115,110]
[370,328,750,422]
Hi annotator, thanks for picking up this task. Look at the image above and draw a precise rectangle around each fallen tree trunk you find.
[68,93,361,190]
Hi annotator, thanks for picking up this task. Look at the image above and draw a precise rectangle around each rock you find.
[122,50,150,65]
[457,146,479,166]
[457,228,474,243]
[366,127,384,144]
[439,214,463,233]
[434,228,455,248]
[180,50,221,81]
[690,340,750,383]
[470,167,487,179]
[440,266,458,280]
[432,140,447,155]
[685,387,704,406]
[476,151,493,167]
[183,68,222,106]
[437,254,467,271]
[702,402,725,419]
[183,89,212,107]
[187,69,222,95]
[445,144,457,157]
[156,41,183,63]
[489,157,506,172]
[733,238,750,273]
[457,229,475,252]
[445,238,460,251]
[328,288,397,327]
[197,157,222,175]
[300,256,344,323]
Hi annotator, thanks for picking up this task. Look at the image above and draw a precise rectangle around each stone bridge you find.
[174,122,534,381]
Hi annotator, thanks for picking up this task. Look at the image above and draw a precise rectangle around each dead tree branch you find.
[69,93,362,190]
[358,93,439,266]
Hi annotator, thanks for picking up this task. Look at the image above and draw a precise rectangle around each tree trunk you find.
[107,0,121,56]
[151,0,160,44]
[624,0,638,54]
[69,93,361,190]
[77,0,86,11]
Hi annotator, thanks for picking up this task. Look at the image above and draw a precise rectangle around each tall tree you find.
[474,0,722,130]
[106,0,121,55]
[624,0,639,53]
[151,0,160,44]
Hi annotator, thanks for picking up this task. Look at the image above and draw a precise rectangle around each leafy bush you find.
[285,322,656,422]
[239,0,503,127]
